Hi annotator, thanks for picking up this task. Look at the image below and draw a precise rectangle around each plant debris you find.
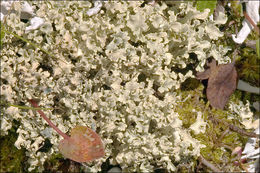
[196,59,237,109]
[58,126,105,163]
[29,100,105,163]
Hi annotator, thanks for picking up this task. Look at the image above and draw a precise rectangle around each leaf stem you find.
[28,99,70,140]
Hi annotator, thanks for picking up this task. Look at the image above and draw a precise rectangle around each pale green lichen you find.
[0,1,251,172]
[189,110,207,135]
[229,100,259,129]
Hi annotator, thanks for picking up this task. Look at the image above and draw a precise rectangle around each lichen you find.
[1,1,255,172]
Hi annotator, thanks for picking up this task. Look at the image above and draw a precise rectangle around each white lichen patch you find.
[229,101,258,130]
[190,110,207,135]
[0,1,230,172]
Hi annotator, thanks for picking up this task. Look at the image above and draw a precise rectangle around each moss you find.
[222,133,245,146]
[174,82,252,172]
[42,154,81,173]
[0,122,28,173]
[177,104,197,128]
[196,110,246,168]
[180,78,200,91]
[176,84,205,115]
[236,53,259,87]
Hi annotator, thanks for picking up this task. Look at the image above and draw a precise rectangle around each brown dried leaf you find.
[196,68,211,80]
[197,60,237,109]
[196,59,217,80]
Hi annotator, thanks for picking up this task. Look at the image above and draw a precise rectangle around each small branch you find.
[209,116,259,138]
[218,128,230,142]
[199,156,222,172]
[243,11,260,36]
[229,123,259,138]
[221,143,233,151]
[239,161,249,173]
[28,99,70,140]
[232,48,239,62]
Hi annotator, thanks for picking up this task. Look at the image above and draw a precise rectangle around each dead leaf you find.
[196,59,237,109]
[28,99,105,163]
[58,126,105,163]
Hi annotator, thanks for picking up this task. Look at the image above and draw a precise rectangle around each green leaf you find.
[256,39,260,59]
[196,0,217,15]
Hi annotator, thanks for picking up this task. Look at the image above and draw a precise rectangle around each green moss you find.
[236,46,260,87]
[178,104,197,128]
[222,133,244,146]
[43,153,66,172]
[180,78,200,91]
[176,84,205,128]
[0,123,28,173]
[212,148,225,164]
[174,82,251,172]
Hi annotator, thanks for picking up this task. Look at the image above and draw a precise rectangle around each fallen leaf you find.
[59,126,105,163]
[28,99,105,163]
[196,59,237,109]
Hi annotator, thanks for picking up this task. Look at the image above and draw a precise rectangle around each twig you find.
[232,48,239,62]
[239,161,249,173]
[218,128,230,142]
[229,123,259,138]
[199,156,222,172]
[209,115,259,138]
[243,11,260,36]
[221,143,233,151]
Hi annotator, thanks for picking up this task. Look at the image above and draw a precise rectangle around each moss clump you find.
[0,121,28,172]
[42,154,83,173]
[236,47,260,87]
[175,82,252,172]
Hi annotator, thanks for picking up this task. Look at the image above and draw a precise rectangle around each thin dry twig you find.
[209,115,259,138]
[244,11,260,36]
[221,143,233,151]
[239,161,250,173]
[218,128,230,142]
[199,156,222,172]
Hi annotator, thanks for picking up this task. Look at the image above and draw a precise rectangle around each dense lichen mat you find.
[1,1,259,172]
